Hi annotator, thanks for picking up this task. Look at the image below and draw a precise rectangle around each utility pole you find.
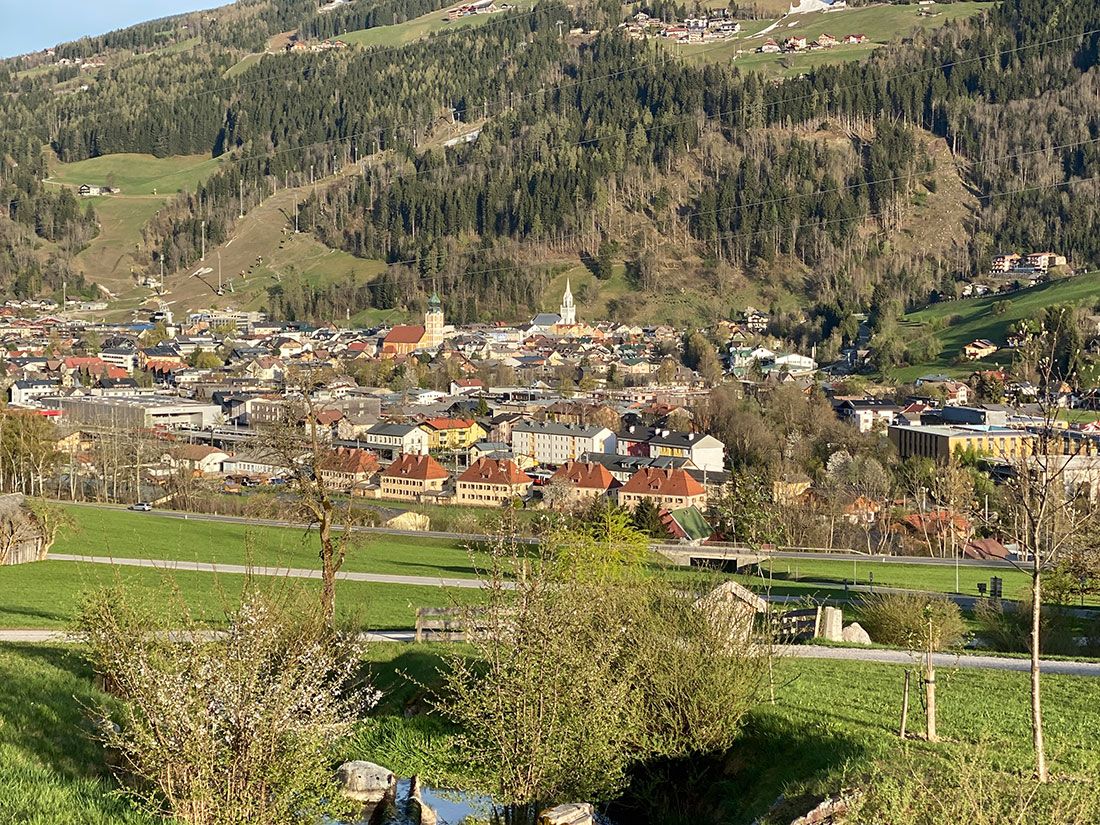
[556,19,564,37]
[294,192,299,233]
[239,179,244,218]
[217,250,222,293]
[201,220,205,261]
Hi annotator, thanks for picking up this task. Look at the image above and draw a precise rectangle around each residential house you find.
[359,422,430,458]
[165,444,230,476]
[379,453,450,501]
[318,447,379,491]
[835,398,900,433]
[759,39,781,53]
[617,467,708,511]
[547,460,622,507]
[419,417,487,451]
[616,425,725,472]
[455,457,534,506]
[963,339,998,360]
[843,33,868,44]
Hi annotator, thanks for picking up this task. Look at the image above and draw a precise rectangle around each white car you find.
[129,502,152,511]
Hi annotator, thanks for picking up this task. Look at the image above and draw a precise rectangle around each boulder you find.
[407,774,438,825]
[539,803,595,825]
[336,760,396,803]
[841,623,872,645]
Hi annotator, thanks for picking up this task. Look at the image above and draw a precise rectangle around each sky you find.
[0,0,208,59]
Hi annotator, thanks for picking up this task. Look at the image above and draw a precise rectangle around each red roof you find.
[382,453,450,481]
[620,467,705,498]
[384,325,426,345]
[458,458,532,487]
[424,417,477,431]
[320,447,379,476]
[550,461,621,491]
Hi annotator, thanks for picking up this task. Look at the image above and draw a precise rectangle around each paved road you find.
[65,502,1021,568]
[784,645,1100,678]
[49,554,503,591]
[3,627,1096,676]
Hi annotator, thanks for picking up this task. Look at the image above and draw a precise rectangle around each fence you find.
[774,606,821,642]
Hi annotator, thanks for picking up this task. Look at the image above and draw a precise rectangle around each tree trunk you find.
[1031,565,1047,782]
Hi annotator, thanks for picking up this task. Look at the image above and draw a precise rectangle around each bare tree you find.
[264,373,354,627]
[994,308,1096,783]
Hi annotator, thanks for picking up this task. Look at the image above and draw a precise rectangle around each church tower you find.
[559,278,576,326]
[424,292,444,349]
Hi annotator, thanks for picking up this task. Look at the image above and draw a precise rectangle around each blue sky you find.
[0,1,208,59]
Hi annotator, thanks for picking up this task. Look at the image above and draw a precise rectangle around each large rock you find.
[841,623,872,645]
[336,760,396,803]
[820,606,843,642]
[407,774,438,825]
[539,803,595,825]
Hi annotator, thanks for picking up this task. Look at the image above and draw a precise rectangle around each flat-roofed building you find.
[889,423,1033,462]
[55,395,221,429]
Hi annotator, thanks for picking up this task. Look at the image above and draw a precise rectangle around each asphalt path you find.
[2,627,1097,676]
[64,502,1020,568]
[49,554,503,590]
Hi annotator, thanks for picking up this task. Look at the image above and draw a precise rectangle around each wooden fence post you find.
[899,670,910,739]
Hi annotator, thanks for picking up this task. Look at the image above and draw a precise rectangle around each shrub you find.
[857,592,966,650]
[79,581,377,825]
[973,592,1099,656]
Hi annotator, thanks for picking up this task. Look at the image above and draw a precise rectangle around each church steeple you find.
[424,291,444,349]
[559,278,576,325]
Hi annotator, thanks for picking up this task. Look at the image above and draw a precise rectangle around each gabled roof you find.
[550,461,621,491]
[458,457,532,486]
[320,447,379,476]
[384,325,426,345]
[620,467,705,498]
[423,417,479,431]
[381,453,449,481]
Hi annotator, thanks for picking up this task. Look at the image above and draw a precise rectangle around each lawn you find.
[5,639,1098,825]
[341,0,539,49]
[757,555,1031,598]
[678,1,994,74]
[47,152,222,196]
[890,270,1100,382]
[54,505,484,579]
[0,560,483,630]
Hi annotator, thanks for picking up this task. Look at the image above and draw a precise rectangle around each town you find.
[0,269,1097,561]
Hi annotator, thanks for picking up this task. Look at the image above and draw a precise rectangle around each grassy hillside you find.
[890,270,1100,382]
[47,153,221,196]
[340,0,539,49]
[678,1,995,75]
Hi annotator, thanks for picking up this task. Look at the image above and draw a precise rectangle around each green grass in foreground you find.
[351,644,1100,822]
[0,561,484,630]
[6,641,1098,825]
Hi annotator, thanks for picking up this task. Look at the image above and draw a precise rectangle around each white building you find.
[359,422,430,457]
[559,279,576,326]
[510,421,616,466]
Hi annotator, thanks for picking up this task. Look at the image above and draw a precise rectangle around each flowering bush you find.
[79,582,378,825]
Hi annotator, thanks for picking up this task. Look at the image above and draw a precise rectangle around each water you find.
[345,779,494,824]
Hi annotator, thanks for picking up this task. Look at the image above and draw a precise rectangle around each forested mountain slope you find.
[1,0,1098,344]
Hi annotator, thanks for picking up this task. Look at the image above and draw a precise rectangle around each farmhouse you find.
[963,339,998,360]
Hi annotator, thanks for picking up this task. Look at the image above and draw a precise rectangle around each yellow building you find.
[889,424,1033,462]
[419,417,487,451]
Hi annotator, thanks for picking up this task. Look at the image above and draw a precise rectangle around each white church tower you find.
[559,278,576,326]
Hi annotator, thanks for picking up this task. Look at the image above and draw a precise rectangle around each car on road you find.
[129,502,153,511]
